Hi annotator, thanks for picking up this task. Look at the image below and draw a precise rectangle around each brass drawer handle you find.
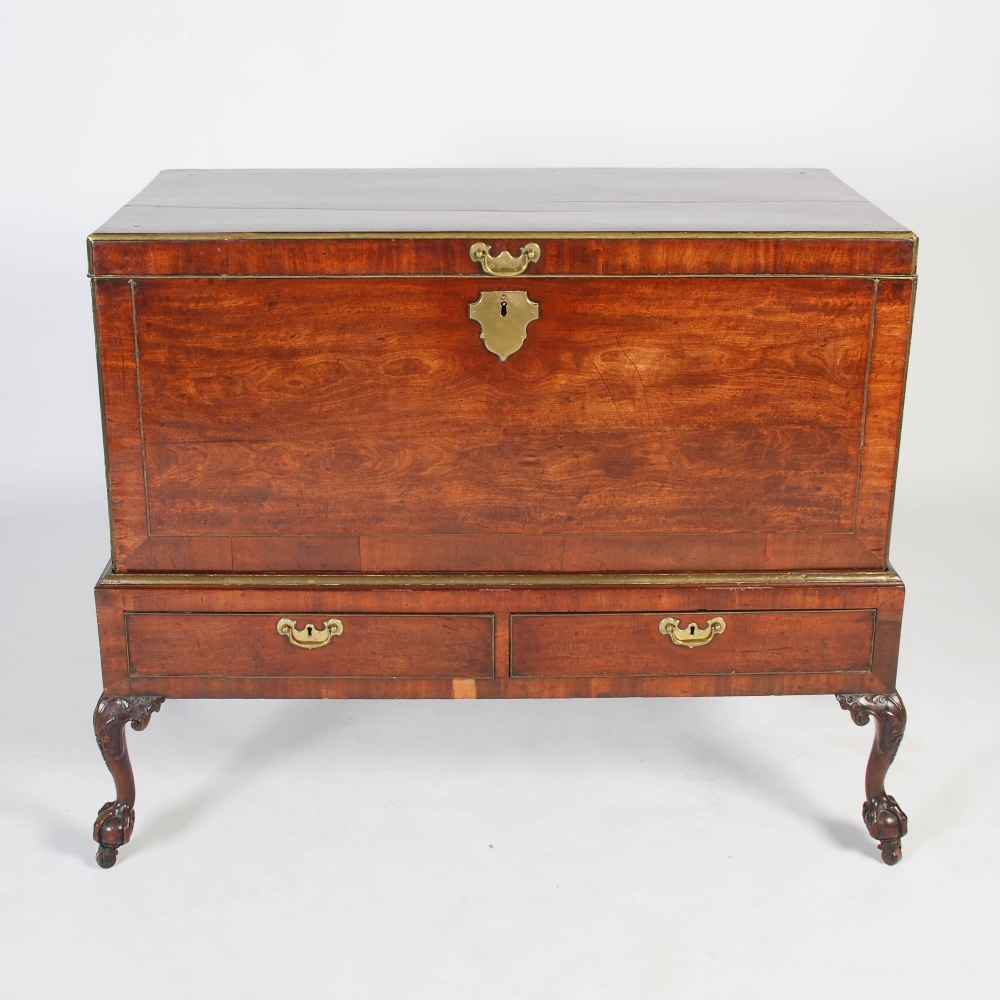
[276,617,344,649]
[659,616,726,648]
[470,241,541,276]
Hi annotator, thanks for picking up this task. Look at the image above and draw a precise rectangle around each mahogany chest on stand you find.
[88,168,915,867]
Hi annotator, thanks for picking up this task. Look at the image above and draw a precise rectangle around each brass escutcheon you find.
[276,617,344,649]
[468,290,539,361]
[658,616,727,648]
[470,242,541,276]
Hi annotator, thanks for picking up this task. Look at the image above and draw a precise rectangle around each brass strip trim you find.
[883,276,919,560]
[505,670,878,680]
[90,282,117,564]
[126,669,878,682]
[99,569,903,588]
[136,529,864,537]
[90,273,919,281]
[852,279,880,533]
[130,672,495,682]
[89,231,917,242]
[511,608,878,614]
[128,280,152,536]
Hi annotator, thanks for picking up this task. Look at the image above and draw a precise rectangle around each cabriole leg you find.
[836,690,907,865]
[93,695,165,869]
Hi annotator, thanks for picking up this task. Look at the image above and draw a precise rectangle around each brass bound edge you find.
[98,568,903,589]
[88,231,917,242]
[89,272,918,281]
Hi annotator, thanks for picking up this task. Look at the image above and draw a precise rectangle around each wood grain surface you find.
[92,168,910,235]
[92,224,915,575]
[95,571,904,697]
[511,610,875,677]
[92,278,148,562]
[89,235,916,278]
[87,176,916,867]
[126,612,494,678]
[92,274,898,572]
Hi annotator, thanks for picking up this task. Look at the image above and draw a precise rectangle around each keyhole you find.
[688,624,696,635]
[500,300,508,317]
[306,625,314,636]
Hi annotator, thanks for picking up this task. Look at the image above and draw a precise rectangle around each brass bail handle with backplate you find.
[469,242,541,277]
[276,617,344,649]
[659,617,727,648]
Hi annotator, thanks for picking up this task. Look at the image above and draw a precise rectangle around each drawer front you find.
[126,613,494,678]
[92,270,912,573]
[511,610,875,677]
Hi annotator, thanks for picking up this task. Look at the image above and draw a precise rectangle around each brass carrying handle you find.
[658,616,726,648]
[470,242,541,276]
[276,617,344,649]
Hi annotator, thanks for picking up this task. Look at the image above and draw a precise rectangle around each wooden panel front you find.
[511,610,875,677]
[125,613,494,679]
[101,273,893,572]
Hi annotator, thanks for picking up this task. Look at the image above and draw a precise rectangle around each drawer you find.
[510,610,875,677]
[125,613,494,679]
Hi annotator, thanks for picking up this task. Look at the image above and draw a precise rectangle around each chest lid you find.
[89,168,915,278]
[94,167,909,234]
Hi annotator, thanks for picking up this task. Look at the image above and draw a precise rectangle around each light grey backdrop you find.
[1,2,997,997]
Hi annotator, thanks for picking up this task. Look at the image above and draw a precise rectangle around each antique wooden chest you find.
[88,168,915,867]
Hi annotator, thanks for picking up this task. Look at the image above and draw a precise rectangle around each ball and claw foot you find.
[93,798,136,869]
[93,695,164,869]
[837,690,907,865]
[864,794,907,866]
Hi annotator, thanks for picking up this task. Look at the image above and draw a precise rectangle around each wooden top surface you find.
[93,168,908,236]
